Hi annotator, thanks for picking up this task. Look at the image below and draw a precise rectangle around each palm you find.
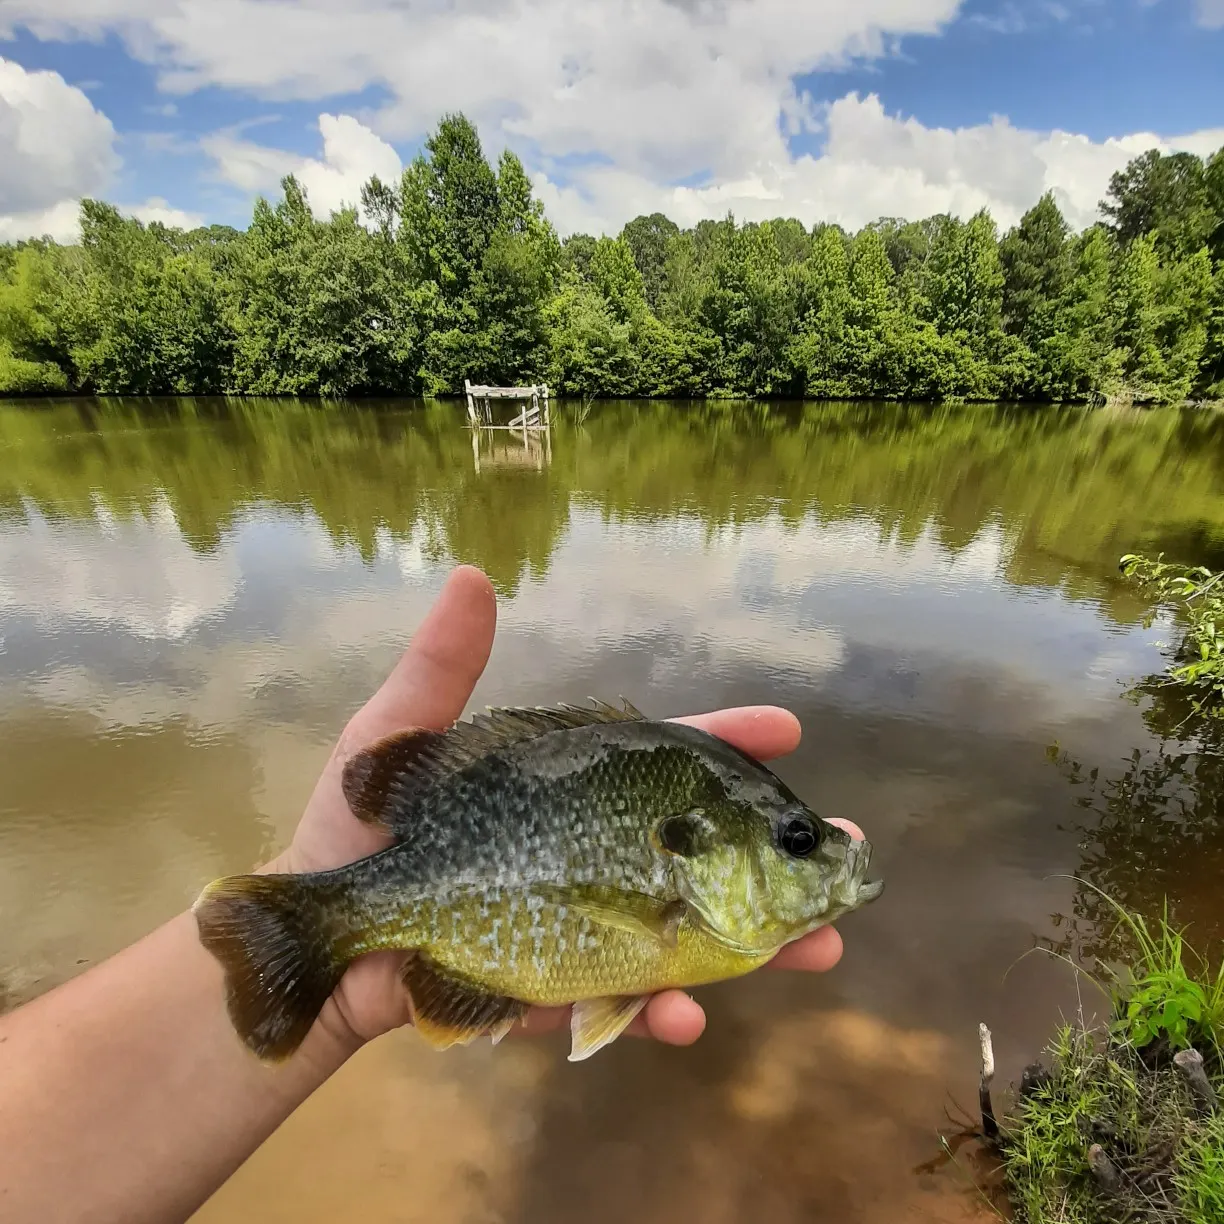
[266,566,859,1050]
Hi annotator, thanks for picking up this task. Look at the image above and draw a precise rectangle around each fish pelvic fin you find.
[402,953,528,1050]
[340,698,646,836]
[192,873,348,1063]
[569,995,650,1061]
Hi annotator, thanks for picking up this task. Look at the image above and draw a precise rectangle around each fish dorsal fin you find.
[341,697,646,834]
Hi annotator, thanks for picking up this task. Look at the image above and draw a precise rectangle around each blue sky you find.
[1,0,1221,241]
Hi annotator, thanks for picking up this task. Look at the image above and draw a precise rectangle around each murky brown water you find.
[2,397,1223,1222]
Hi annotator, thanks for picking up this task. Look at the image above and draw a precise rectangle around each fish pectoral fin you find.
[540,886,688,947]
[401,954,528,1050]
[569,995,650,1061]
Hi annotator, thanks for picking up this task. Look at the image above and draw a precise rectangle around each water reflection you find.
[1,397,1223,1223]
[1052,683,1224,965]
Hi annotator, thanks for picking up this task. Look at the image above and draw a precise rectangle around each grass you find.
[1178,1110,1224,1222]
[998,894,1224,1223]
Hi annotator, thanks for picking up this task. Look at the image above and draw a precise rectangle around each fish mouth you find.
[856,878,885,904]
[844,837,884,907]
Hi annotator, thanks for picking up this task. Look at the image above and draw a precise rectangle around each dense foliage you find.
[2,115,1223,401]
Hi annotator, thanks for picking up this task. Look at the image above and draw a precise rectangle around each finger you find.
[767,925,844,972]
[669,706,801,762]
[825,816,864,841]
[640,990,706,1045]
[340,565,497,752]
[516,992,707,1047]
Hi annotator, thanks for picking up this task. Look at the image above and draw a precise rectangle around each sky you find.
[1,0,1223,244]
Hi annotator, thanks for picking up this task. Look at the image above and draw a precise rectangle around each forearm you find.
[0,907,359,1224]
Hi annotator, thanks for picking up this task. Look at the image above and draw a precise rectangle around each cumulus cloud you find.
[537,93,1224,235]
[124,196,205,228]
[0,56,204,240]
[0,199,83,243]
[2,3,1223,238]
[0,0,961,195]
[202,113,402,220]
[0,57,118,235]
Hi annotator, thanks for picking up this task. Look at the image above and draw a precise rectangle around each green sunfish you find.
[193,699,883,1062]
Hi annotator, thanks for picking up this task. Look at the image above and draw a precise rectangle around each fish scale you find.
[193,699,883,1062]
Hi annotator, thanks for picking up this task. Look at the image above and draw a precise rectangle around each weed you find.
[999,898,1224,1222]
[1121,553,1224,717]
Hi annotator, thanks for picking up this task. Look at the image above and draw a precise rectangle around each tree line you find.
[1,113,1222,403]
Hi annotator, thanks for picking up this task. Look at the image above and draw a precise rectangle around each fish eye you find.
[778,815,820,858]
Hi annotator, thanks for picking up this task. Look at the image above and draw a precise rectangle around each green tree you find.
[545,272,637,396]
[0,241,75,392]
[920,212,1004,352]
[560,233,598,280]
[842,229,908,396]
[1101,150,1218,260]
[789,225,851,397]
[1110,234,1213,402]
[619,213,679,311]
[1037,225,1117,400]
[227,178,399,395]
[397,118,556,392]
[1000,193,1072,341]
[694,220,803,396]
[0,110,1220,405]
[70,201,232,394]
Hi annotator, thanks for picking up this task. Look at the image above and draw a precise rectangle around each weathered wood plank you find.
[464,382,551,430]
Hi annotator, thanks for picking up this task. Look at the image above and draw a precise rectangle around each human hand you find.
[268,565,863,1052]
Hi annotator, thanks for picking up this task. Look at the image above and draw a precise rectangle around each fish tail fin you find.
[192,872,349,1062]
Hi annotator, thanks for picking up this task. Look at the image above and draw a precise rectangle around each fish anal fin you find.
[402,954,527,1050]
[540,885,688,947]
[569,995,650,1061]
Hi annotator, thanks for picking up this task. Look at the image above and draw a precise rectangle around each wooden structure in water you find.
[464,380,550,430]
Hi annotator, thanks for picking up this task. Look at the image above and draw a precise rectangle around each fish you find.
[193,698,883,1063]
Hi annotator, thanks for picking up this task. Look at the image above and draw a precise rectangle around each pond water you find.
[2,397,1223,1223]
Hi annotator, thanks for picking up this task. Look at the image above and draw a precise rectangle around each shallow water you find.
[2,397,1223,1222]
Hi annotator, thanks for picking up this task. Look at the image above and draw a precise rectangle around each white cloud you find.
[1193,0,1224,27]
[2,4,1222,238]
[537,93,1224,235]
[202,113,402,220]
[0,57,118,234]
[0,199,83,243]
[0,0,962,190]
[123,196,204,229]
